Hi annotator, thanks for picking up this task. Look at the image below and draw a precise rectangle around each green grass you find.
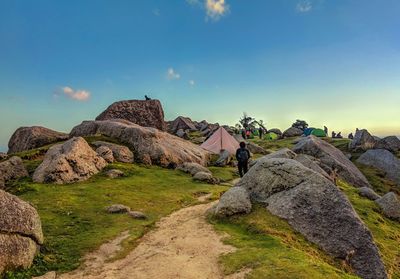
[355,163,400,195]
[209,205,358,279]
[208,166,238,182]
[249,137,299,153]
[5,163,228,278]
[338,181,400,278]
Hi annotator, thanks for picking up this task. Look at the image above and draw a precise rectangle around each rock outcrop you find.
[0,152,7,160]
[8,126,68,154]
[70,120,210,167]
[282,127,303,138]
[95,99,167,131]
[375,192,400,221]
[96,146,114,163]
[0,190,43,274]
[234,157,387,279]
[177,162,211,176]
[92,141,134,163]
[0,156,28,189]
[293,136,370,188]
[246,142,267,155]
[33,137,107,184]
[349,129,376,151]
[170,116,197,133]
[358,187,380,201]
[375,136,400,153]
[213,187,251,217]
[357,149,400,184]
[193,171,219,184]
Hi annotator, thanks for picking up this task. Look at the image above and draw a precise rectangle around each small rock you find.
[177,162,211,176]
[106,169,124,178]
[106,204,130,214]
[128,211,147,219]
[176,129,190,140]
[193,171,219,184]
[358,187,381,201]
[96,146,114,163]
[376,192,400,221]
[92,141,134,163]
[214,187,252,217]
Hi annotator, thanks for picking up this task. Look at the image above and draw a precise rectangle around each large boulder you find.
[375,192,400,221]
[0,190,43,274]
[375,136,400,153]
[70,120,210,167]
[92,141,134,163]
[213,187,251,217]
[282,127,303,138]
[0,156,28,189]
[246,142,267,155]
[8,126,68,154]
[33,137,107,184]
[357,149,400,184]
[349,129,376,151]
[96,146,114,163]
[236,158,387,279]
[293,136,370,188]
[95,99,167,131]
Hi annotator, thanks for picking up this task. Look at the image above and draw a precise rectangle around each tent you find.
[200,127,240,155]
[265,132,278,140]
[311,128,326,137]
[303,128,316,136]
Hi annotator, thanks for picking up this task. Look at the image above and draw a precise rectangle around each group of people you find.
[241,127,265,140]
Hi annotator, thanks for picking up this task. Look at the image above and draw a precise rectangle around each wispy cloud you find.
[189,80,195,86]
[296,0,313,13]
[166,68,181,80]
[57,86,91,101]
[186,0,229,21]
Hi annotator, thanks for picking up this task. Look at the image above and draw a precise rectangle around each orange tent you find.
[200,127,240,155]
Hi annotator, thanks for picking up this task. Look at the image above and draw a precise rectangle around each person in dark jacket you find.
[236,142,251,177]
[258,127,264,139]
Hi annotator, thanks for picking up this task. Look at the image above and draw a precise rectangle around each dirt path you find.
[59,200,248,279]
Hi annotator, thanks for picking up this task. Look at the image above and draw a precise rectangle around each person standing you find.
[258,127,264,139]
[236,142,251,177]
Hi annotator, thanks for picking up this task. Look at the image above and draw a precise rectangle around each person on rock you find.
[258,127,264,139]
[236,142,251,178]
[331,131,336,138]
[324,126,328,135]
[348,133,354,139]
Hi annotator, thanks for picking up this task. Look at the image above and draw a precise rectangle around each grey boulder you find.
[33,137,107,184]
[193,171,219,184]
[357,149,400,184]
[237,158,387,279]
[213,187,252,217]
[0,190,43,274]
[106,204,130,214]
[0,156,29,189]
[293,136,370,188]
[375,136,400,153]
[375,192,400,221]
[282,127,303,138]
[349,129,376,151]
[92,141,134,163]
[358,187,381,201]
[177,162,211,176]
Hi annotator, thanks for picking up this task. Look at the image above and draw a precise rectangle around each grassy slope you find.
[6,163,229,278]
[210,136,400,279]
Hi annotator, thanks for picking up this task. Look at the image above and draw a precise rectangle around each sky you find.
[0,0,399,151]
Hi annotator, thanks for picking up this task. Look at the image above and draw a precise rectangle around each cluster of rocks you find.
[106,204,147,220]
[167,116,226,142]
[177,162,220,184]
[211,136,389,279]
[349,129,400,153]
[0,156,29,189]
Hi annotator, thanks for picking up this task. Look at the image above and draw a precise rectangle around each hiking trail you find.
[58,196,248,279]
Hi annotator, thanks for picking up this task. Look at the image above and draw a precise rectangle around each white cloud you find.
[206,0,229,21]
[296,0,312,13]
[61,86,90,101]
[189,80,195,86]
[167,68,181,80]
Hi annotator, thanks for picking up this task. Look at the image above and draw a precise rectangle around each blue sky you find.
[1,0,399,151]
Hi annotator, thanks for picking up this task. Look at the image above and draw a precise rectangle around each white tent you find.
[200,127,240,155]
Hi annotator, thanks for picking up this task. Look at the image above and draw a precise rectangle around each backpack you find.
[237,148,249,162]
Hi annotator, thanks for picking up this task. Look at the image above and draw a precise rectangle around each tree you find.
[239,113,256,130]
[292,119,309,131]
